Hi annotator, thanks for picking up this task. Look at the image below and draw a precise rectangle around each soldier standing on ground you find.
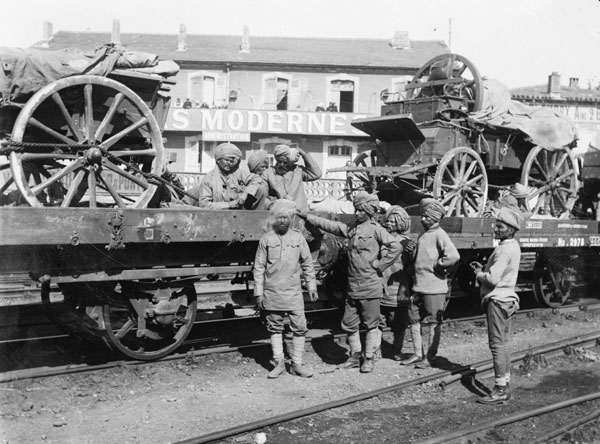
[472,207,524,404]
[400,198,460,368]
[253,199,318,379]
[298,191,401,373]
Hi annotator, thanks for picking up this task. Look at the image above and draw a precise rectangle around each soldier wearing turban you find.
[264,144,322,214]
[400,197,459,368]
[471,206,522,404]
[253,198,317,379]
[196,142,269,210]
[298,191,401,373]
[374,205,416,361]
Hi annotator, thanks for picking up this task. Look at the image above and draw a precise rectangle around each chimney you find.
[569,77,579,88]
[111,19,121,45]
[240,25,250,53]
[547,72,561,94]
[390,31,410,49]
[38,21,53,47]
[177,24,187,52]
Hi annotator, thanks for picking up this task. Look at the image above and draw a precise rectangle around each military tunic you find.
[196,167,265,209]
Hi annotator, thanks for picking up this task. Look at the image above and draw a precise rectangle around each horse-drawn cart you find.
[335,54,579,218]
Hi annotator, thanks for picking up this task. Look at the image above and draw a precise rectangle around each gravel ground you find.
[1,307,599,444]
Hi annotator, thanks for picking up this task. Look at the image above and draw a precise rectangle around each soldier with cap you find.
[196,142,269,209]
[264,144,321,214]
[253,199,318,379]
[471,206,524,404]
[298,191,401,373]
[400,198,460,368]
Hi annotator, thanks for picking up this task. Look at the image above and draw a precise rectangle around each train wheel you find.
[9,75,163,208]
[102,282,197,360]
[532,260,571,307]
[433,147,488,217]
[345,150,378,196]
[521,146,579,218]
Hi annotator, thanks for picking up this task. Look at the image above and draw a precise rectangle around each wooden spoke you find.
[61,169,87,207]
[103,160,149,189]
[29,117,77,146]
[84,83,94,141]
[440,182,457,190]
[441,190,458,205]
[100,117,149,150]
[464,174,484,187]
[528,184,551,198]
[463,160,478,179]
[529,177,545,185]
[20,153,78,161]
[88,168,97,207]
[110,149,157,157]
[458,154,467,179]
[31,160,82,196]
[443,167,458,184]
[94,92,124,142]
[114,319,135,339]
[98,171,126,208]
[0,176,14,194]
[51,92,84,142]
[554,170,575,184]
[464,194,479,211]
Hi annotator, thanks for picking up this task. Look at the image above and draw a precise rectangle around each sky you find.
[1,0,599,88]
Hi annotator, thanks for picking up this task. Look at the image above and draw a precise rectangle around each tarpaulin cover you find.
[0,44,179,102]
[469,78,578,150]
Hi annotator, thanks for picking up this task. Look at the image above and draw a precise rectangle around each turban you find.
[420,198,446,222]
[270,199,297,218]
[510,182,530,199]
[215,142,242,161]
[385,205,411,233]
[497,207,524,231]
[247,150,269,174]
[352,191,380,217]
[273,144,300,162]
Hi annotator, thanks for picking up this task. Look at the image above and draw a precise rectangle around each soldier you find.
[401,198,460,368]
[253,199,318,379]
[472,207,524,404]
[195,142,269,210]
[376,205,415,361]
[264,144,321,214]
[298,191,401,373]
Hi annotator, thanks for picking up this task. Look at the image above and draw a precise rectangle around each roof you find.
[511,84,600,103]
[44,31,449,71]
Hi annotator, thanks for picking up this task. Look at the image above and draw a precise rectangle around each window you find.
[328,145,352,157]
[188,71,227,108]
[326,75,359,113]
[262,73,295,110]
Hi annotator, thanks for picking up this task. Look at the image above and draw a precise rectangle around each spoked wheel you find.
[103,282,198,360]
[532,258,572,307]
[433,147,488,217]
[345,150,378,196]
[406,53,484,113]
[8,75,164,208]
[521,146,579,217]
[0,159,19,205]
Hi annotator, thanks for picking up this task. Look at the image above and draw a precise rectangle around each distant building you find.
[511,72,600,155]
[42,22,449,177]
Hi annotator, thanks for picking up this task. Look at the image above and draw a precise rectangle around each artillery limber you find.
[334,54,580,218]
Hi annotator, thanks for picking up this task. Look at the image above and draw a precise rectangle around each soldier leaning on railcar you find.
[253,199,318,379]
[298,191,401,373]
[400,198,460,369]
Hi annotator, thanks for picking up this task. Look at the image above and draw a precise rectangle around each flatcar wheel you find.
[521,146,579,218]
[346,150,378,196]
[9,75,164,208]
[532,260,571,308]
[433,147,488,217]
[102,283,197,360]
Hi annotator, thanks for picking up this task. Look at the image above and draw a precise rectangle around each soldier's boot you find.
[401,322,424,365]
[477,385,510,405]
[392,329,406,361]
[267,333,286,379]
[290,336,313,378]
[340,331,362,369]
[360,329,378,373]
[372,328,382,361]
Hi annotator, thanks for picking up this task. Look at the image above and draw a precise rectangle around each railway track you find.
[2,302,599,383]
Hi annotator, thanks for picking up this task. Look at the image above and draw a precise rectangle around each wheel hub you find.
[85,147,103,165]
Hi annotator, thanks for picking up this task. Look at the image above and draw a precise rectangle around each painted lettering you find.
[201,110,223,131]
[307,113,325,133]
[171,109,190,130]
[329,114,346,135]
[267,112,283,132]
[247,111,264,131]
[287,112,303,133]
[227,110,244,131]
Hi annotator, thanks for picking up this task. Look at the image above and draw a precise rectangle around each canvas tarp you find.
[469,78,578,150]
[0,44,179,102]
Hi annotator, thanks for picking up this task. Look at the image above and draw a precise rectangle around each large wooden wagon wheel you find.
[406,53,484,113]
[433,147,488,217]
[102,282,198,360]
[520,146,579,217]
[9,75,164,208]
[345,150,378,196]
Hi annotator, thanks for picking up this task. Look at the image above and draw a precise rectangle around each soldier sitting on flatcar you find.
[253,199,318,379]
[264,144,321,215]
[195,142,269,210]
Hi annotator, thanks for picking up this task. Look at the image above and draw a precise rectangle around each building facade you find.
[45,23,449,181]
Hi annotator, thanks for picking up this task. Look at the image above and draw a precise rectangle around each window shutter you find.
[288,79,302,110]
[264,78,277,110]
[215,75,227,107]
